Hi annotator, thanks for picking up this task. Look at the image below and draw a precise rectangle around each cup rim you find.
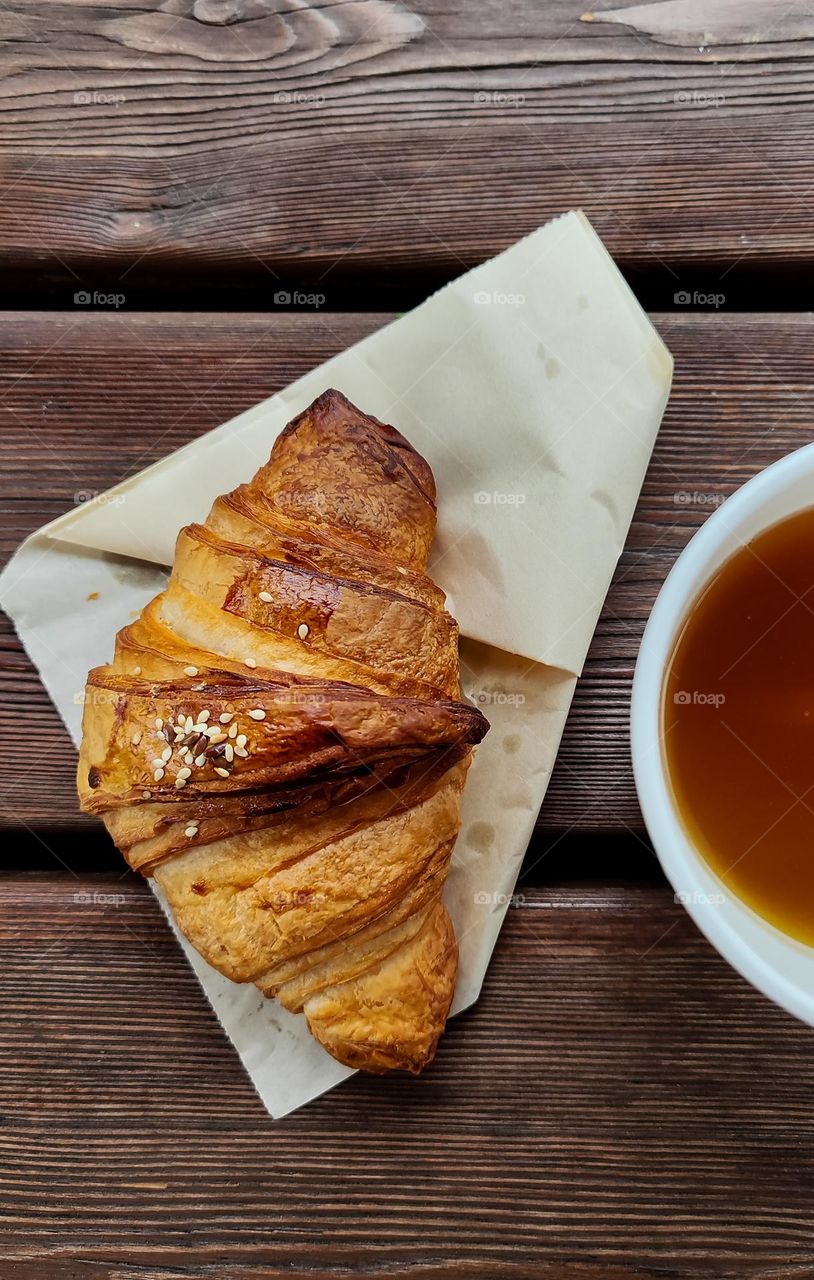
[631,440,814,1026]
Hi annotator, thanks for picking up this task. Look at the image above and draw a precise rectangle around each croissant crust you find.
[78,389,489,1073]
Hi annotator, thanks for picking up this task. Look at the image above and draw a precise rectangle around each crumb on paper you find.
[87,591,99,601]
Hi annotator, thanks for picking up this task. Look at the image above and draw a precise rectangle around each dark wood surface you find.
[2,2,814,1273]
[2,309,813,839]
[1,0,813,302]
[3,873,814,1280]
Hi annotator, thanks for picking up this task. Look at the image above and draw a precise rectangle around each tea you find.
[664,506,814,946]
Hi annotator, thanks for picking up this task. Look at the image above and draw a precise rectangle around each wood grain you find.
[1,873,813,1278]
[3,309,813,845]
[0,0,813,296]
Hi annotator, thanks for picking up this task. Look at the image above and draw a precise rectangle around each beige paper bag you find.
[0,212,672,1115]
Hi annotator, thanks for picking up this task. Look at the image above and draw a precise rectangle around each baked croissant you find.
[78,389,488,1073]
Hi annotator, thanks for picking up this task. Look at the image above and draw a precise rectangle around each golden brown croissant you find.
[78,389,489,1073]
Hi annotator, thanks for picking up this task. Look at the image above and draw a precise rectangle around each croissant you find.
[78,389,489,1073]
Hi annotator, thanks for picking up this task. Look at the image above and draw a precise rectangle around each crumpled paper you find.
[0,211,672,1116]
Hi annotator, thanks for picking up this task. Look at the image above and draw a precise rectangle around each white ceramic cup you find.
[631,442,814,1026]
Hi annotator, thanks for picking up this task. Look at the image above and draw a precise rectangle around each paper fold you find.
[0,211,672,1116]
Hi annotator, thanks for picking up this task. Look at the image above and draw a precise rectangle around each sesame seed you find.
[214,766,230,779]
[176,714,185,725]
[207,730,227,744]
[151,757,164,769]
[131,731,142,746]
[228,723,238,738]
[175,776,187,789]
[297,623,309,640]
[236,734,247,747]
[184,716,194,733]
[184,665,198,676]
[161,746,172,762]
[199,709,211,722]
[245,658,257,669]
[258,591,273,603]
[234,745,248,758]
[184,825,198,838]
[224,744,234,762]
[248,709,266,721]
[183,751,194,766]
[133,665,142,675]
[153,768,165,782]
[177,767,191,780]
[194,754,207,768]
[155,717,164,730]
[219,712,234,724]
[191,722,208,735]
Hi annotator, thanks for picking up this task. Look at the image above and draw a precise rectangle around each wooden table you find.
[3,6,814,1277]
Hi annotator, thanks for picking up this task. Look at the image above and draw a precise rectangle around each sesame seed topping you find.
[183,751,194,766]
[153,768,165,782]
[224,744,234,762]
[297,623,309,640]
[155,718,164,730]
[234,745,249,758]
[176,714,185,726]
[228,723,238,738]
[184,716,194,733]
[184,825,198,838]
[184,666,198,676]
[161,746,172,762]
[177,767,191,780]
[236,734,247,747]
[245,658,257,669]
[258,591,273,603]
[131,731,142,746]
[207,729,227,744]
[248,709,266,721]
[194,754,207,768]
[199,709,211,722]
[219,712,234,724]
[133,665,141,675]
[151,757,164,769]
[175,776,187,789]
[214,766,230,779]
[191,722,208,735]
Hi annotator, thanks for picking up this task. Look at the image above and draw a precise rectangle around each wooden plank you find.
[1,873,813,1277]
[3,309,813,841]
[0,1,813,293]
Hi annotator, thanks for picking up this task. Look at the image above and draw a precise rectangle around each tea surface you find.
[665,506,814,945]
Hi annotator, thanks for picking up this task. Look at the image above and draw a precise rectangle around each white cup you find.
[631,442,814,1026]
